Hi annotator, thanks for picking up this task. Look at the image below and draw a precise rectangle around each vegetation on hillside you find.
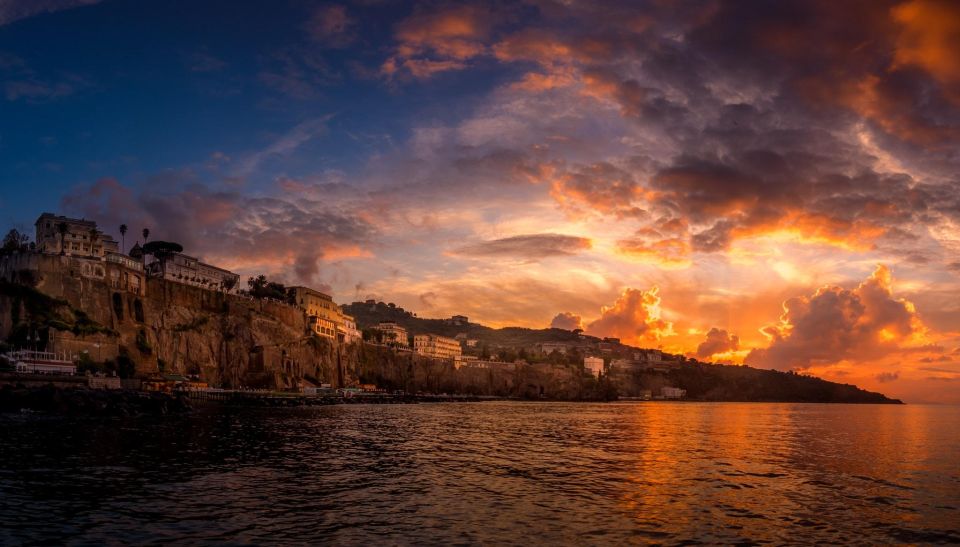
[343,300,902,404]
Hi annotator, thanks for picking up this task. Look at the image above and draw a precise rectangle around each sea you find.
[1,402,958,545]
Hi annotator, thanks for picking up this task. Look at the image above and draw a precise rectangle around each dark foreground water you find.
[1,402,958,546]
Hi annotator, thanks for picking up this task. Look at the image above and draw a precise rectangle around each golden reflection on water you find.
[616,403,958,544]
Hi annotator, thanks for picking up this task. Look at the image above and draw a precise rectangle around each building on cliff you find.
[290,286,345,340]
[338,313,361,345]
[146,252,240,293]
[661,386,686,399]
[35,213,119,258]
[584,356,604,377]
[375,321,409,348]
[414,334,462,367]
[1,245,146,298]
[634,350,664,363]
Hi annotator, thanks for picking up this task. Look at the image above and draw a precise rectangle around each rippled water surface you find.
[1,402,959,545]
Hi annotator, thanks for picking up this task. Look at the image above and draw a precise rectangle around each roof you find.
[290,285,333,300]
[35,213,96,228]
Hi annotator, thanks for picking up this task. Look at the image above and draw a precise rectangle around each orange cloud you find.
[383,5,496,78]
[616,236,691,268]
[586,286,674,345]
[892,0,960,92]
[696,328,741,359]
[548,162,646,218]
[745,265,929,370]
[492,31,577,65]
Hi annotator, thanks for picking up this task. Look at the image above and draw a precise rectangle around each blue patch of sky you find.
[0,0,518,230]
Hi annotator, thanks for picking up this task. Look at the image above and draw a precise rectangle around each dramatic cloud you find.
[696,328,740,359]
[549,162,646,219]
[745,265,928,371]
[382,4,500,78]
[60,177,375,286]
[586,286,673,345]
[550,312,582,331]
[452,233,591,260]
[8,0,960,402]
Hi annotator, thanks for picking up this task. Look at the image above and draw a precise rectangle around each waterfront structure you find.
[3,350,77,375]
[35,213,119,258]
[146,252,240,293]
[584,356,604,377]
[414,334,462,366]
[375,322,409,348]
[662,386,686,399]
[88,376,122,389]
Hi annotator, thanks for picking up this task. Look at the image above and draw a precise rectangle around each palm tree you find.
[57,222,68,255]
[119,224,127,253]
[142,228,150,244]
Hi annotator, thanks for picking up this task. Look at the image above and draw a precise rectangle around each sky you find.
[0,0,958,403]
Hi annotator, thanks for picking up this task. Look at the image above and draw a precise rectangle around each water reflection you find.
[0,402,958,545]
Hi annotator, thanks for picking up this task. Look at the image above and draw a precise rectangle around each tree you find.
[57,222,69,255]
[142,227,150,244]
[1,229,29,255]
[221,277,237,292]
[119,224,127,253]
[142,240,183,278]
[246,275,287,300]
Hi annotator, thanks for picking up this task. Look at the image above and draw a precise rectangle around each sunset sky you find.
[1,0,958,402]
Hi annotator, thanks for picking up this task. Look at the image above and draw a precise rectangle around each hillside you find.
[344,300,902,404]
[343,301,589,346]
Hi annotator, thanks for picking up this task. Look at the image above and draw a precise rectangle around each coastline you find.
[0,382,903,418]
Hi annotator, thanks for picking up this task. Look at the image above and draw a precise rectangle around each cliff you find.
[0,253,344,389]
[0,254,901,403]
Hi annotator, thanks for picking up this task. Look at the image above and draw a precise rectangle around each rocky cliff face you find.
[0,255,349,389]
